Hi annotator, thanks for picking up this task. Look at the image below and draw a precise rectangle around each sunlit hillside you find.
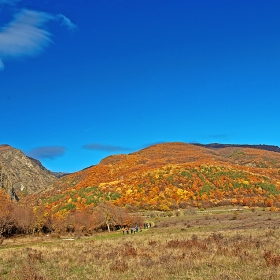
[25,143,280,218]
[215,147,280,168]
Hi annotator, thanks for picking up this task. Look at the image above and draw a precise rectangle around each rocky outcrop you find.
[0,144,57,197]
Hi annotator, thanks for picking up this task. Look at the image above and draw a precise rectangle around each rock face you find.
[0,144,57,197]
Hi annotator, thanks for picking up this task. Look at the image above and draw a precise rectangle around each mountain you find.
[40,142,230,191]
[51,172,71,178]
[31,142,280,214]
[0,144,57,198]
[193,143,280,168]
[192,143,280,154]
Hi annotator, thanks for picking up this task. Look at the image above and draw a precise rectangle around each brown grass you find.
[1,208,280,279]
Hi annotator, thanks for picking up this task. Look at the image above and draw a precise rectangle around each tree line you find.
[0,189,143,241]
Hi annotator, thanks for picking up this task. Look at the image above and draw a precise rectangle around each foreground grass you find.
[1,209,280,279]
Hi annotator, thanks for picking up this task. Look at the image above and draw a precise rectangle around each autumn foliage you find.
[0,189,35,238]
[5,142,279,236]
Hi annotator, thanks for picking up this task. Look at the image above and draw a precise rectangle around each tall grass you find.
[1,210,280,279]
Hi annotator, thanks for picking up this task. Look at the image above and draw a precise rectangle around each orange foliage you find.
[27,143,280,214]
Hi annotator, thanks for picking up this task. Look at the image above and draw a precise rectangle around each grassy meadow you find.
[1,207,280,279]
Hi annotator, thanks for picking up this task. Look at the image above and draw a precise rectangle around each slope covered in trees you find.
[27,143,280,218]
[1,142,280,237]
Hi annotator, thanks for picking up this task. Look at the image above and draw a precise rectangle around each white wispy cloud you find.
[82,143,131,152]
[56,13,77,31]
[0,8,77,70]
[0,9,53,70]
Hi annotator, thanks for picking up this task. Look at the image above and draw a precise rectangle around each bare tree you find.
[92,202,129,232]
[0,189,15,237]
[11,205,36,234]
[92,202,144,232]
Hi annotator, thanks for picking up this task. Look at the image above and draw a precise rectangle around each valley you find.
[1,207,280,279]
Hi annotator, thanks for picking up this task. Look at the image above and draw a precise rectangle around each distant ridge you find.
[192,143,280,153]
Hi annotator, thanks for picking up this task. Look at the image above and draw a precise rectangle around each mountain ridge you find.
[192,143,280,153]
[26,142,280,215]
[2,142,280,211]
[0,144,58,198]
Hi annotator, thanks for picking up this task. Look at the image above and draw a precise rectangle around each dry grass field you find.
[1,208,280,280]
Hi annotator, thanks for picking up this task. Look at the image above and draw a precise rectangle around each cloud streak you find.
[82,143,131,152]
[0,9,53,70]
[27,146,66,160]
[56,14,77,30]
[0,8,77,70]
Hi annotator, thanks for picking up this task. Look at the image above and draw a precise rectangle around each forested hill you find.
[28,142,280,216]
[193,143,280,153]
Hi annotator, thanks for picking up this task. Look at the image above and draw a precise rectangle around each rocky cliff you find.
[0,144,57,198]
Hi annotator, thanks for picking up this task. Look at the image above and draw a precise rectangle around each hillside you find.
[0,144,57,198]
[193,143,280,153]
[194,143,280,168]
[29,142,280,217]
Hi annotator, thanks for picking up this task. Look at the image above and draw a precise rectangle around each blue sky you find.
[1,0,280,172]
